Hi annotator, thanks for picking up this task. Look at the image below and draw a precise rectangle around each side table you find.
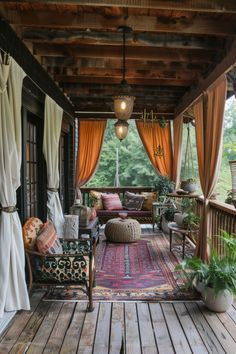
[168,222,195,259]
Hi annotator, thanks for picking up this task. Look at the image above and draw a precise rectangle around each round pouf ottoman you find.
[105,218,141,243]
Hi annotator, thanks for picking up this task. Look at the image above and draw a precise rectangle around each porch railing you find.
[196,198,236,256]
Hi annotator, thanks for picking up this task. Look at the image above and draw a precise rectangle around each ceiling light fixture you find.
[113,26,135,120]
[114,120,129,141]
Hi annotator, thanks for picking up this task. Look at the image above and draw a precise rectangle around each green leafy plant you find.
[154,175,175,197]
[182,211,200,230]
[176,231,236,295]
[163,207,177,222]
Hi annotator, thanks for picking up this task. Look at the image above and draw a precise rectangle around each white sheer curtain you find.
[0,57,30,318]
[43,95,64,237]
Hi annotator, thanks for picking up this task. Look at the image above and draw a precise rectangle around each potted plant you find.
[174,199,199,230]
[180,178,197,193]
[176,231,236,312]
[154,175,175,200]
[161,206,178,233]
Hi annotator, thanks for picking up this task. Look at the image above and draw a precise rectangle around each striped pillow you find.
[102,193,123,210]
[37,221,62,254]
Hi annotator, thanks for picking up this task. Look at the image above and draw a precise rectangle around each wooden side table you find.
[168,222,195,259]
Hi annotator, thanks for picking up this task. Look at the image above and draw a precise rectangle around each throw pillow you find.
[123,191,145,211]
[141,192,158,211]
[102,193,123,210]
[23,217,43,249]
[37,220,63,254]
[89,190,103,210]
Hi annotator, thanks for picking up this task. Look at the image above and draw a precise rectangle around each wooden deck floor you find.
[0,293,236,354]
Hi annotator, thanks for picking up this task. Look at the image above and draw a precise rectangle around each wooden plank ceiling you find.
[1,0,236,120]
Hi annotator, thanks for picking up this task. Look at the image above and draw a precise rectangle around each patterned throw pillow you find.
[37,221,63,254]
[89,190,103,210]
[102,193,123,210]
[141,192,158,211]
[23,217,43,249]
[123,191,145,211]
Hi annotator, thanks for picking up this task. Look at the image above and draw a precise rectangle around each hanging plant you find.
[158,116,167,128]
[180,124,197,193]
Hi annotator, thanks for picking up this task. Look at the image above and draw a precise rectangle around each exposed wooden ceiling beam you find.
[22,29,222,50]
[0,18,74,120]
[5,1,236,14]
[75,111,174,119]
[175,37,236,116]
[34,43,214,63]
[41,57,207,72]
[55,74,192,87]
[1,9,236,36]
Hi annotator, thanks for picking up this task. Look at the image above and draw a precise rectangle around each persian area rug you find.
[43,230,199,302]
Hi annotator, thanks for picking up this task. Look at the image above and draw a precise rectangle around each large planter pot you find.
[174,212,187,227]
[161,216,170,234]
[203,287,233,312]
[181,180,197,193]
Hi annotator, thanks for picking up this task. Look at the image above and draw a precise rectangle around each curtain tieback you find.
[0,206,17,213]
[47,188,58,192]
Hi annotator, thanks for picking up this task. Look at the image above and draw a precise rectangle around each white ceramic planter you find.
[181,181,197,193]
[203,287,233,312]
[174,213,187,227]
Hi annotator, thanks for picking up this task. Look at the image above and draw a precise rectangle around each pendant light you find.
[114,120,129,141]
[113,26,135,121]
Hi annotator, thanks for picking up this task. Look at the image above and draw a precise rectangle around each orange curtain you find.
[76,120,107,188]
[194,75,227,260]
[136,121,173,178]
[173,114,183,188]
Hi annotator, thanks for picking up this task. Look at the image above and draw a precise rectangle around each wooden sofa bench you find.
[80,187,156,224]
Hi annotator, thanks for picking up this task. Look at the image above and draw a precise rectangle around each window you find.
[26,120,38,216]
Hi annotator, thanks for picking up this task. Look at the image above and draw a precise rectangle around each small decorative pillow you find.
[23,217,43,249]
[123,191,145,211]
[37,221,63,254]
[141,192,158,211]
[64,215,79,239]
[89,190,103,210]
[102,193,123,210]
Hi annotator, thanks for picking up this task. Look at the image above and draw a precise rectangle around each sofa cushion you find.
[23,217,43,249]
[123,191,145,211]
[89,190,103,210]
[141,191,157,211]
[37,221,63,254]
[102,193,123,210]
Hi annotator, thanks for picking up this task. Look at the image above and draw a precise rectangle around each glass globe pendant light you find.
[113,26,135,121]
[114,120,129,141]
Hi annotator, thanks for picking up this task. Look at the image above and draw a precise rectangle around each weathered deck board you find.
[77,302,99,354]
[125,303,141,354]
[185,302,225,354]
[1,298,236,354]
[173,302,208,354]
[60,302,88,354]
[197,302,236,354]
[0,292,43,353]
[149,303,174,354]
[161,303,192,354]
[93,302,111,354]
[27,302,63,354]
[109,302,124,354]
[137,303,157,354]
[43,302,75,354]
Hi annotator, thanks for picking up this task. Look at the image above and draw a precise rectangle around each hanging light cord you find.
[122,29,126,83]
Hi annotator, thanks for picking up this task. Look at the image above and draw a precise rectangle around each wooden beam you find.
[75,111,174,119]
[0,18,74,120]
[54,68,198,80]
[34,43,214,63]
[55,74,192,87]
[22,29,222,50]
[175,37,236,116]
[4,1,236,14]
[1,9,236,36]
[42,57,207,72]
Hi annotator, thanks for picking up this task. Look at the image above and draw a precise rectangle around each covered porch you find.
[0,1,236,352]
